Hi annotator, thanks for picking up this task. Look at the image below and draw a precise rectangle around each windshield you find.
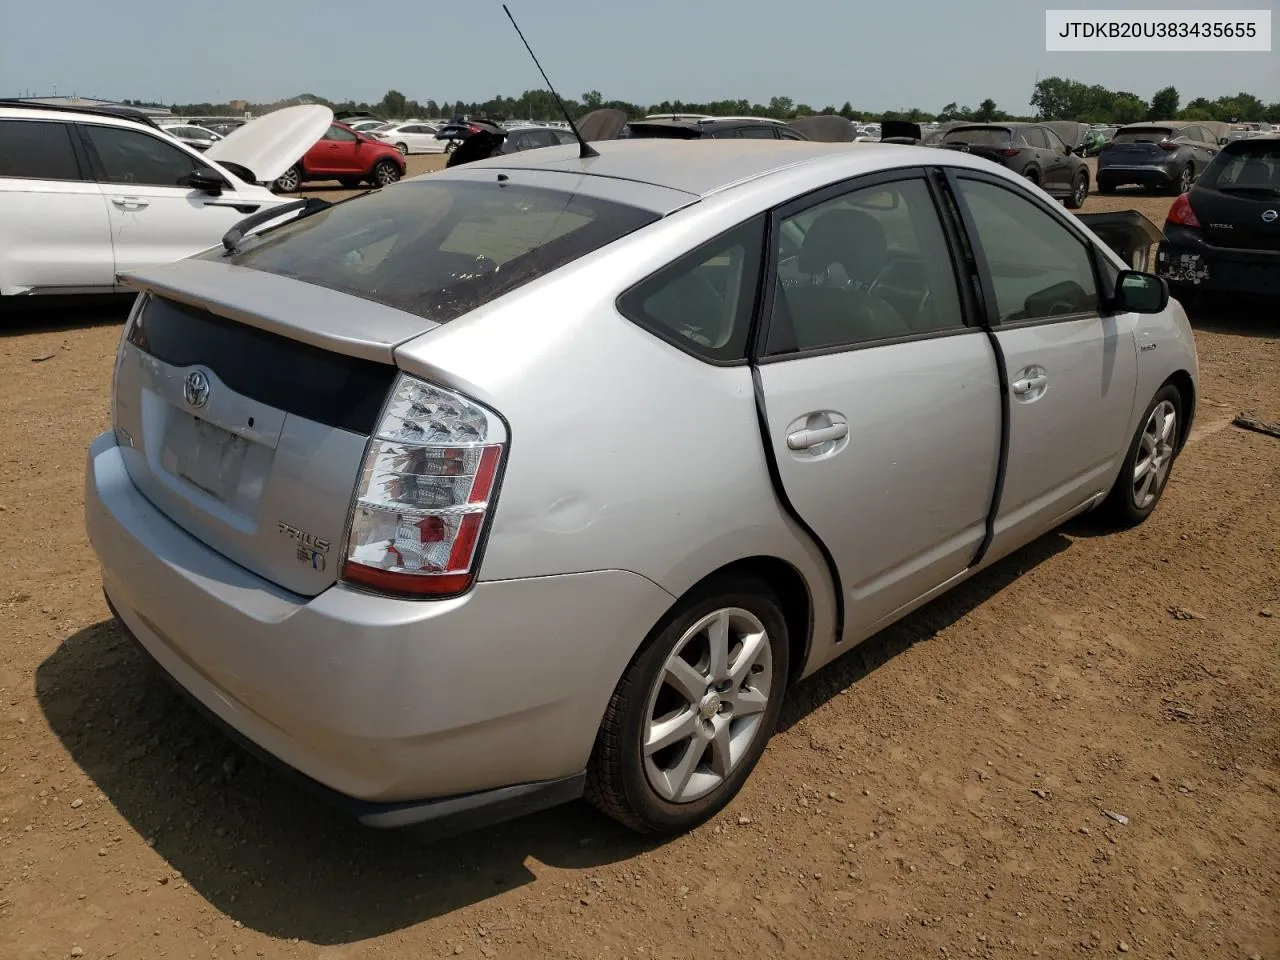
[1199,139,1280,193]
[211,179,660,322]
[942,127,1013,147]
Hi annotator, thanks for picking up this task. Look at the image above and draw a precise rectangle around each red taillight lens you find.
[467,124,482,134]
[1001,148,1019,157]
[1159,141,1180,151]
[1166,193,1201,228]
[342,376,507,598]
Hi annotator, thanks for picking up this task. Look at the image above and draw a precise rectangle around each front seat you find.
[782,208,909,349]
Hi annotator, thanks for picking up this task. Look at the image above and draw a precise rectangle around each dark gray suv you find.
[1097,121,1225,195]
[937,123,1092,209]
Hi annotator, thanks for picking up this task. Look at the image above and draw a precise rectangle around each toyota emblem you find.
[1263,209,1278,224]
[183,370,211,408]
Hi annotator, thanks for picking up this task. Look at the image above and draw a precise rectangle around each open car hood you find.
[204,105,333,184]
[576,108,630,142]
[1076,210,1164,273]
[788,116,856,142]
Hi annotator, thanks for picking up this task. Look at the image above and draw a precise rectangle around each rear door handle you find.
[1011,374,1047,395]
[787,423,849,450]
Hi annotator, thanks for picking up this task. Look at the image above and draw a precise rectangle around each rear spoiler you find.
[1076,211,1164,273]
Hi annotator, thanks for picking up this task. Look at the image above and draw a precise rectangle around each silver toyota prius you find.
[85,139,1199,836]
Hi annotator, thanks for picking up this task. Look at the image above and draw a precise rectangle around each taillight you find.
[342,375,507,598]
[467,124,483,134]
[1166,193,1201,228]
[1159,141,1179,151]
[1001,148,1019,157]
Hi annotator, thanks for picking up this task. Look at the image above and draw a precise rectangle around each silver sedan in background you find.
[85,139,1198,837]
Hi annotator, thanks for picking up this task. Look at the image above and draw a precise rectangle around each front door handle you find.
[1011,374,1047,395]
[787,422,849,450]
[111,197,149,210]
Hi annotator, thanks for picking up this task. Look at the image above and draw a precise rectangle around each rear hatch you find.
[938,126,1016,163]
[110,170,675,596]
[1190,138,1280,251]
[1103,126,1178,164]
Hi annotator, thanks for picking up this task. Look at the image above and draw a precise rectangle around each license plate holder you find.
[172,416,250,504]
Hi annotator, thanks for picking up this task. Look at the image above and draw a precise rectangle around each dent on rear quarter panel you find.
[392,213,838,675]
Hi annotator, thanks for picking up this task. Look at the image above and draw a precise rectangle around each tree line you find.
[136,76,1279,126]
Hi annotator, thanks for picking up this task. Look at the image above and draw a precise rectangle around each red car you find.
[273,122,405,192]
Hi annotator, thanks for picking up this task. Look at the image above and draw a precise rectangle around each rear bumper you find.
[84,431,676,828]
[1097,163,1178,188]
[1157,234,1280,298]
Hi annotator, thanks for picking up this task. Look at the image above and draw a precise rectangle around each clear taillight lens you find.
[342,375,507,598]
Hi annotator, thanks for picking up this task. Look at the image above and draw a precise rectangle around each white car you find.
[0,103,332,298]
[374,122,447,155]
[348,119,388,133]
[161,124,224,151]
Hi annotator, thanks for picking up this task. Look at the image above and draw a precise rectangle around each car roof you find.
[0,98,163,130]
[442,137,987,198]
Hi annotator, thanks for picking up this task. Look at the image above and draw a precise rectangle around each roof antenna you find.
[502,4,599,159]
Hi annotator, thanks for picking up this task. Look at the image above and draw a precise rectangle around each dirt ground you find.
[1,152,1278,960]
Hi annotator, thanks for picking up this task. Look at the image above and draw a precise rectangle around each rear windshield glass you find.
[942,127,1012,146]
[1199,140,1280,192]
[1112,127,1174,144]
[211,179,660,322]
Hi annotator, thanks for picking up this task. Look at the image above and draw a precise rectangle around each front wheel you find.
[370,159,401,187]
[1099,384,1183,528]
[1064,170,1089,209]
[585,576,789,835]
[395,142,408,156]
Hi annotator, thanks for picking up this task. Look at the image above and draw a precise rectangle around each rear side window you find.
[217,179,660,323]
[0,119,82,181]
[617,217,765,363]
[1199,139,1280,192]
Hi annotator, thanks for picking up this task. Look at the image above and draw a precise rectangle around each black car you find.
[622,117,808,141]
[1156,133,1280,302]
[937,123,1091,209]
[440,119,580,167]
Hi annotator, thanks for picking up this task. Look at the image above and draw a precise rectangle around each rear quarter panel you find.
[393,193,838,675]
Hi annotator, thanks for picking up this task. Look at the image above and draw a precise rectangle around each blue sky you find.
[2,0,1275,111]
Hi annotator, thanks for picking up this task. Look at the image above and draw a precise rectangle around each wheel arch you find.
[1163,369,1196,451]
[662,556,815,685]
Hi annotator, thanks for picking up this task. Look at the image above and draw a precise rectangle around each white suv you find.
[0,102,331,298]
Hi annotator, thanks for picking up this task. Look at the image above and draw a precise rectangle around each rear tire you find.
[1064,170,1089,209]
[1170,164,1193,196]
[395,142,408,156]
[1099,384,1183,528]
[585,576,790,835]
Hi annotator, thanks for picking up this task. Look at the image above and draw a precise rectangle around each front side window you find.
[80,124,211,187]
[954,177,1100,323]
[767,177,965,354]
[217,178,660,323]
[0,119,82,181]
[617,217,765,362]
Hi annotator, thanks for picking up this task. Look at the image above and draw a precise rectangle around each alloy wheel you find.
[1133,400,1178,509]
[642,607,774,804]
[1074,175,1088,205]
[375,162,399,186]
[1179,167,1192,192]
[275,167,300,192]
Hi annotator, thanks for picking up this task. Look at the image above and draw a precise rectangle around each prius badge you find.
[183,369,210,409]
